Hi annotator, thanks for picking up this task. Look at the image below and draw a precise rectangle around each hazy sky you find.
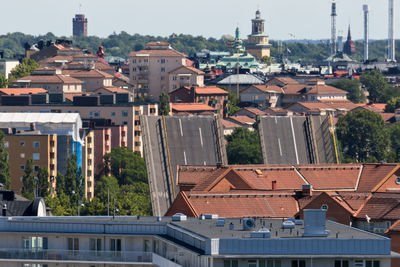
[0,0,398,40]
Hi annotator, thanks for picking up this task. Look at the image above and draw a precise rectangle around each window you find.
[122,111,128,117]
[135,110,140,115]
[135,142,141,147]
[321,204,328,211]
[248,260,257,267]
[33,153,40,161]
[173,76,177,81]
[161,76,165,81]
[123,121,128,125]
[161,67,165,72]
[224,260,238,267]
[89,238,102,251]
[160,59,166,64]
[67,238,79,252]
[23,237,48,250]
[94,112,100,117]
[150,108,156,114]
[258,260,281,267]
[134,120,140,126]
[88,148,92,154]
[335,260,349,267]
[144,240,150,252]
[110,238,121,252]
[134,131,141,137]
[111,112,116,116]
[20,165,25,170]
[291,260,306,267]
[396,177,400,185]
[4,141,8,148]
[87,137,92,144]
[20,141,25,147]
[34,166,40,172]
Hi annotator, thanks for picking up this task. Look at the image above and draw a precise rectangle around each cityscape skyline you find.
[1,0,400,41]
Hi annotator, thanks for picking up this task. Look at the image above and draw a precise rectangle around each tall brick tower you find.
[72,14,88,37]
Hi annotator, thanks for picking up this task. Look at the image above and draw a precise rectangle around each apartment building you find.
[129,42,187,100]
[62,69,113,92]
[0,210,392,267]
[12,68,83,94]
[81,130,94,200]
[0,57,19,79]
[168,65,204,91]
[0,95,158,154]
[4,134,57,195]
[93,125,128,175]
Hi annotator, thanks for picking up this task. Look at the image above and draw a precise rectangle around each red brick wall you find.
[389,232,400,267]
[298,194,351,225]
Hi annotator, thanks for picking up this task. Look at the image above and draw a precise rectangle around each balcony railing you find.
[0,249,153,263]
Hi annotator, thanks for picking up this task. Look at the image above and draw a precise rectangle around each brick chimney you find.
[302,184,313,196]
[272,180,277,190]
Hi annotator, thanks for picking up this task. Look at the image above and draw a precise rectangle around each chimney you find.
[190,86,195,98]
[363,4,370,62]
[2,204,6,216]
[30,123,36,131]
[303,209,329,237]
[272,180,277,190]
[302,184,313,196]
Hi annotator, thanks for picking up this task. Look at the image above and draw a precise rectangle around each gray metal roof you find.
[217,74,264,85]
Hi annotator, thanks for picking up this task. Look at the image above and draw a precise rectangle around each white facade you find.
[0,59,19,79]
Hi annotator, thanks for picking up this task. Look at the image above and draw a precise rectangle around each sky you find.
[0,0,398,41]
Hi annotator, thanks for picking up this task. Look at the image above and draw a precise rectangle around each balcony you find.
[138,79,149,84]
[0,249,180,266]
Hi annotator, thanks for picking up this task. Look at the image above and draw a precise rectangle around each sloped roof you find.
[248,84,283,94]
[14,75,83,84]
[266,77,299,85]
[304,85,348,95]
[217,74,264,85]
[296,165,362,190]
[129,49,186,58]
[93,86,131,94]
[288,101,358,111]
[167,191,299,218]
[169,65,204,75]
[63,69,113,79]
[194,86,228,95]
[0,88,47,95]
[226,115,255,125]
[221,119,241,129]
[357,164,400,192]
[171,103,216,112]
[354,193,400,220]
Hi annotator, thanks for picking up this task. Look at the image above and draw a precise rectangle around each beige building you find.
[129,42,187,100]
[5,134,57,195]
[12,68,82,93]
[0,58,19,79]
[63,69,113,92]
[82,130,94,200]
[168,65,204,91]
[246,10,271,60]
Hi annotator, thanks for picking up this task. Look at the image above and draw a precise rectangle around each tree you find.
[64,154,83,202]
[103,147,147,185]
[56,172,65,195]
[388,123,400,161]
[226,127,263,164]
[22,159,35,200]
[9,58,39,81]
[37,167,49,197]
[159,92,170,115]
[227,92,240,115]
[261,56,272,64]
[385,97,400,113]
[336,110,390,162]
[0,131,10,189]
[331,79,366,103]
[0,74,8,88]
[360,69,392,103]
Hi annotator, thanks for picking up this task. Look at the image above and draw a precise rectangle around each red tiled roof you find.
[0,88,47,95]
[357,164,400,192]
[178,166,230,186]
[93,87,131,94]
[64,93,88,102]
[266,77,299,85]
[386,219,400,233]
[221,119,241,128]
[194,86,228,95]
[296,165,362,190]
[354,193,400,220]
[241,107,266,115]
[40,55,73,64]
[129,49,186,58]
[62,69,113,79]
[171,103,216,112]
[146,41,170,47]
[166,191,299,218]
[288,101,358,111]
[251,85,283,93]
[282,84,307,94]
[305,85,348,95]
[227,116,255,125]
[169,65,204,75]
[14,75,83,84]
[380,113,395,124]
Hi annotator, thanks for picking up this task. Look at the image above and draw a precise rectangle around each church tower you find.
[343,25,356,55]
[246,9,271,60]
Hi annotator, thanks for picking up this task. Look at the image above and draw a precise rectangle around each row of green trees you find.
[3,32,400,62]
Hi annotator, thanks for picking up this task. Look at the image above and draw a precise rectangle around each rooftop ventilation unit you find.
[250,227,271,238]
[216,218,225,227]
[243,218,255,230]
[303,209,329,237]
[172,213,187,222]
[282,220,295,229]
[204,214,219,219]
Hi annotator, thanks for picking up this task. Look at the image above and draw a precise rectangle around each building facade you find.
[129,42,187,100]
[0,210,392,267]
[0,58,19,79]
